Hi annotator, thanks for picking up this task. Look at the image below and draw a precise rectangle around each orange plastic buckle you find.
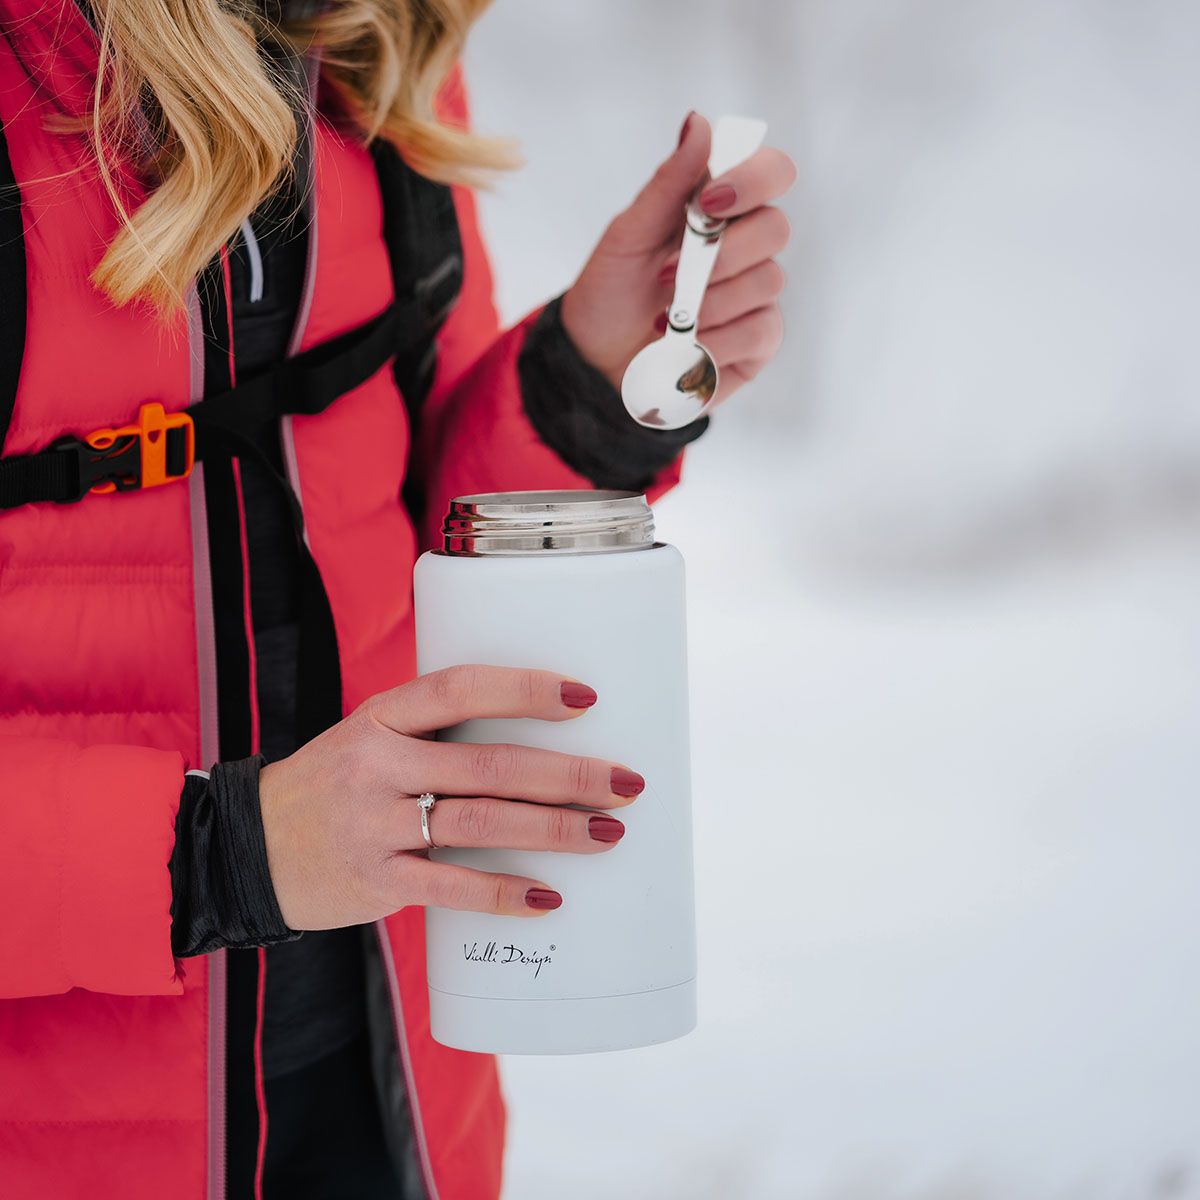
[84,402,195,495]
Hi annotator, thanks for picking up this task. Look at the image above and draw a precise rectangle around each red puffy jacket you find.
[0,6,679,1197]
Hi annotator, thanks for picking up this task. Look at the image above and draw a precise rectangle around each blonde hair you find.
[85,0,515,313]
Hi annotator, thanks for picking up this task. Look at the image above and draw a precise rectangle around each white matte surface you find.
[414,545,696,1054]
[429,978,696,1056]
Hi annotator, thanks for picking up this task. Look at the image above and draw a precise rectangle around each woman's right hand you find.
[257,665,643,931]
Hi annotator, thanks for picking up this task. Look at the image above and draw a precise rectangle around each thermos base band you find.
[428,977,696,1056]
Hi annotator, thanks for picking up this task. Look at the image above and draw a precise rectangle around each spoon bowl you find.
[621,332,718,429]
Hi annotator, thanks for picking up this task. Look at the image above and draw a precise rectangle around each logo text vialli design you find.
[464,941,554,979]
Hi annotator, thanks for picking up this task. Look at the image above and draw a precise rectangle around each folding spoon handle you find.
[668,116,770,335]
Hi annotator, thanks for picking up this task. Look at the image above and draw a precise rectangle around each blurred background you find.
[465,3,1200,1197]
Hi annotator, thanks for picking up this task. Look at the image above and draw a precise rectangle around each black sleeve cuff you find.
[518,295,709,492]
[169,756,300,958]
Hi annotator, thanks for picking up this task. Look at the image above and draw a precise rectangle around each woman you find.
[0,2,794,1197]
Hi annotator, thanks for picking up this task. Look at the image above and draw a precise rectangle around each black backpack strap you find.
[188,301,400,454]
[370,140,463,430]
[0,117,27,454]
[370,140,463,523]
[0,300,400,511]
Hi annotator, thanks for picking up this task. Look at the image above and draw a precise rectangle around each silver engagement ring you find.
[417,792,440,849]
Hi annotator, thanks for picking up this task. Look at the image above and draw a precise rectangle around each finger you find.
[698,146,797,219]
[697,260,786,331]
[370,665,598,736]
[709,359,770,408]
[394,855,564,917]
[710,206,791,285]
[698,304,784,371]
[658,206,791,291]
[722,358,771,387]
[410,740,645,809]
[392,796,625,855]
[618,111,713,249]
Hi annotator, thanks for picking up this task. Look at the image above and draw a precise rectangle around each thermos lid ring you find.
[441,490,656,556]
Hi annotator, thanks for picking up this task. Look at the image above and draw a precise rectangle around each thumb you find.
[621,111,712,247]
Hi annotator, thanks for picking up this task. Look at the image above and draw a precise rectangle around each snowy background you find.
[464,3,1200,1197]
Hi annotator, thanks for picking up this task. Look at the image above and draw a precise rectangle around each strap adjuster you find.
[51,403,195,502]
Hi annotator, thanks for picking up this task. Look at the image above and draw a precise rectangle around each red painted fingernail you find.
[677,110,696,148]
[611,767,645,797]
[653,312,669,334]
[525,888,563,910]
[560,681,598,708]
[700,183,737,214]
[657,262,677,286]
[588,815,626,843]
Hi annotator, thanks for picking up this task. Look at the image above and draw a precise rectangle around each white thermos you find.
[413,490,696,1054]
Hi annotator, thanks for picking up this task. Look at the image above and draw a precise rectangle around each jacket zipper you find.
[375,922,441,1200]
[188,280,228,1200]
[208,949,228,1200]
[192,468,227,1200]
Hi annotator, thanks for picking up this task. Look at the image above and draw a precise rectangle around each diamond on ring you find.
[418,792,439,849]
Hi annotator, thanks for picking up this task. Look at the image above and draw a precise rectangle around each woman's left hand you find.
[560,110,796,406]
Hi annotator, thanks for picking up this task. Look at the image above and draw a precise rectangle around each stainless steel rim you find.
[441,489,656,557]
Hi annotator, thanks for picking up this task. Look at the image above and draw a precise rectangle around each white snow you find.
[463,4,1200,1196]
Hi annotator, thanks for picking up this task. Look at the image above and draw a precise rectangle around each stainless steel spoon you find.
[621,115,769,429]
